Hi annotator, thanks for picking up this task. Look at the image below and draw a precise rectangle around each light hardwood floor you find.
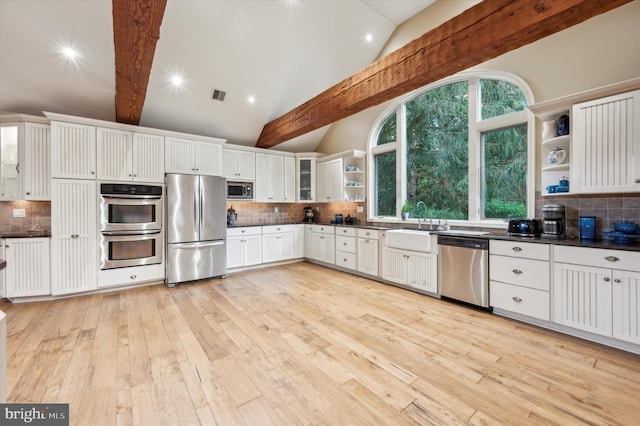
[2,261,640,425]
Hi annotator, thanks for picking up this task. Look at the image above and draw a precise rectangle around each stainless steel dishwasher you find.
[438,235,490,308]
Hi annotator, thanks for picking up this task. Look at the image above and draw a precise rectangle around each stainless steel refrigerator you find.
[166,173,227,286]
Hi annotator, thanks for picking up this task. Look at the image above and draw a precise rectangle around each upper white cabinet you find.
[572,89,640,193]
[97,128,165,183]
[316,158,343,202]
[223,148,255,180]
[0,120,50,200]
[316,150,366,202]
[51,121,96,179]
[255,152,285,202]
[165,136,223,176]
[283,156,296,203]
[296,155,319,202]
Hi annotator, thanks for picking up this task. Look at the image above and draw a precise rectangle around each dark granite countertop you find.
[0,231,51,238]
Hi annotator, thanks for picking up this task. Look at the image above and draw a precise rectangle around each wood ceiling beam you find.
[256,0,632,149]
[113,0,167,125]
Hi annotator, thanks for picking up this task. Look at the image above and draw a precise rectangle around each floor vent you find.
[211,89,226,102]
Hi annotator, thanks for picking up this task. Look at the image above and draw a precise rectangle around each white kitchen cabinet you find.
[304,224,313,258]
[612,269,640,345]
[3,237,50,298]
[0,123,20,200]
[165,136,223,176]
[335,227,357,270]
[97,264,165,289]
[50,179,97,295]
[284,156,296,203]
[227,227,262,269]
[296,155,320,202]
[294,224,305,259]
[489,240,550,321]
[357,228,380,276]
[571,89,640,193]
[382,246,437,293]
[316,158,343,202]
[22,122,51,199]
[262,225,295,263]
[255,153,284,202]
[310,225,335,264]
[97,128,165,182]
[223,148,255,181]
[51,121,96,179]
[343,154,365,202]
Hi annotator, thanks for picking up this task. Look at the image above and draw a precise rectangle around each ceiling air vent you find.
[211,89,226,102]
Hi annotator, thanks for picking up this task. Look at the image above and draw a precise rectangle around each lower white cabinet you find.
[294,224,304,259]
[612,269,640,345]
[2,237,50,297]
[357,229,379,276]
[51,179,97,295]
[382,246,437,293]
[335,227,357,270]
[227,227,262,269]
[310,225,335,264]
[262,225,295,263]
[97,264,165,289]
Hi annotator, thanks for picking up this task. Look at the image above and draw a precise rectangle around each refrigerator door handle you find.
[170,240,224,249]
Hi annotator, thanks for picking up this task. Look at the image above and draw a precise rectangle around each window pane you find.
[406,82,469,220]
[375,151,396,216]
[483,124,527,219]
[480,79,527,120]
[377,112,396,145]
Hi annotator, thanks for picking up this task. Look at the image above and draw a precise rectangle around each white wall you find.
[317,0,640,154]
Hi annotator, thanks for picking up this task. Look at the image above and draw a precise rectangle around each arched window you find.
[368,71,535,226]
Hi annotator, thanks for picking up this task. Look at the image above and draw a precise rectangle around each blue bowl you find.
[613,222,639,234]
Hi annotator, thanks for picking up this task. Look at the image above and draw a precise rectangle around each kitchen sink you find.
[435,230,490,236]
[385,229,433,252]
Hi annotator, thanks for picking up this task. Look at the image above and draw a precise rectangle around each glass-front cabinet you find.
[296,153,323,202]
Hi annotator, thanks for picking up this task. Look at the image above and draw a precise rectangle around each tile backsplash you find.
[226,201,367,226]
[0,201,51,234]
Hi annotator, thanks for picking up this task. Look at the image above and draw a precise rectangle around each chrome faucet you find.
[416,201,427,229]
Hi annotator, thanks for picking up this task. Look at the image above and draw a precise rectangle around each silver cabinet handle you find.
[71,234,79,238]
[605,256,620,262]
[604,277,610,282]
[635,178,640,183]
[512,297,523,303]
[5,244,9,248]
[512,269,523,275]
[241,229,246,233]
[343,242,347,246]
[130,275,137,280]
[614,278,621,283]
[512,247,522,252]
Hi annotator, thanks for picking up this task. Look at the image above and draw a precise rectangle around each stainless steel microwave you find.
[227,181,253,200]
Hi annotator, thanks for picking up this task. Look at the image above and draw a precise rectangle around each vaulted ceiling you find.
[0,0,435,151]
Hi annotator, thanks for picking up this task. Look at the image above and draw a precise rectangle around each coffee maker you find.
[303,206,314,223]
[541,204,566,239]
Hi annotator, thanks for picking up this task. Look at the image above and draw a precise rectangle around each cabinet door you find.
[224,149,255,180]
[262,233,280,263]
[196,142,223,176]
[51,121,96,179]
[327,159,343,201]
[612,269,640,345]
[243,234,262,266]
[97,127,133,181]
[133,133,164,182]
[0,123,21,200]
[4,238,50,297]
[553,262,612,336]
[254,153,270,201]
[312,232,334,264]
[22,123,50,200]
[51,179,97,295]
[283,156,296,203]
[304,225,313,258]
[227,236,245,269]
[382,246,408,285]
[270,155,284,201]
[297,157,315,202]
[294,225,305,258]
[572,89,640,193]
[165,137,195,174]
[407,251,437,293]
[357,237,379,276]
[316,161,329,202]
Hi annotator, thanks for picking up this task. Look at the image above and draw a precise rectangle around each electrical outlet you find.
[274,207,279,213]
[13,208,26,218]
[356,206,364,213]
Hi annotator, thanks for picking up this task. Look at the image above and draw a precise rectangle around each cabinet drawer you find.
[336,226,356,237]
[311,224,335,235]
[554,245,640,272]
[490,256,550,291]
[262,224,295,234]
[490,281,550,321]
[357,228,380,240]
[335,251,356,270]
[336,235,356,253]
[490,240,549,261]
[228,226,261,237]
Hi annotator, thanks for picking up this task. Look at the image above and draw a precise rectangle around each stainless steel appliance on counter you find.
[438,235,490,309]
[99,183,163,269]
[541,204,566,239]
[166,174,227,286]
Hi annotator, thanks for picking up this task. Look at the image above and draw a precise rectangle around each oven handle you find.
[170,240,224,249]
[101,230,162,236]
[101,194,162,200]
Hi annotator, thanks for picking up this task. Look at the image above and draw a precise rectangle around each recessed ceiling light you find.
[61,45,79,60]
[248,96,256,104]
[170,74,184,87]
[365,33,374,43]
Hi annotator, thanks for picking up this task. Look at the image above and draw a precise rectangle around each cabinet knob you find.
[5,245,9,248]
[129,174,132,177]
[614,278,621,283]
[635,179,640,183]
[343,242,347,246]
[241,229,246,233]
[605,256,620,262]
[25,191,30,195]
[130,275,137,280]
[71,234,79,238]
[512,269,523,275]
[512,297,523,303]
[604,277,611,282]
[512,247,522,252]
[91,171,95,175]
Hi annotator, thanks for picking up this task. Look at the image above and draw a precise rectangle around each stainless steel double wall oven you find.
[99,183,163,269]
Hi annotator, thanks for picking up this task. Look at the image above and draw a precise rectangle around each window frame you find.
[367,70,536,227]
